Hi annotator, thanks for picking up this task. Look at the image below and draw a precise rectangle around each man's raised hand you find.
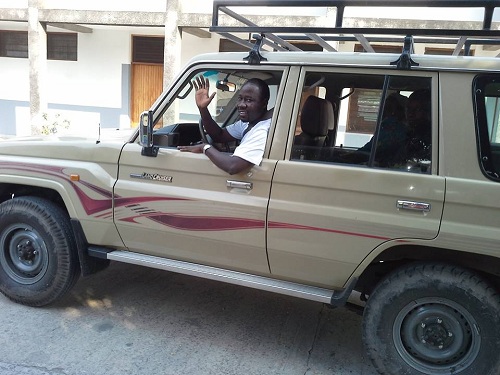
[193,75,216,109]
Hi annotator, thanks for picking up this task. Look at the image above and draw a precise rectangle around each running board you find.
[88,247,356,306]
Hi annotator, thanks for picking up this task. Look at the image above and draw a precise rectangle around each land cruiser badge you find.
[130,172,173,183]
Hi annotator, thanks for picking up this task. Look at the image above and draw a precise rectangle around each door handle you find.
[397,200,431,213]
[226,180,253,190]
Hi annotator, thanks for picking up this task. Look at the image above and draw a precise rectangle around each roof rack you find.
[210,0,500,63]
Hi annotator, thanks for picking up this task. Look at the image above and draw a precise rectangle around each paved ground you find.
[0,262,378,375]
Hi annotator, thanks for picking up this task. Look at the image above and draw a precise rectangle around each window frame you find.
[0,30,28,58]
[47,32,77,61]
[142,63,288,158]
[288,66,435,174]
[132,35,164,64]
[0,30,77,61]
[473,73,500,181]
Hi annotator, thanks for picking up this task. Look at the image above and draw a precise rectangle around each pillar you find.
[164,0,181,91]
[28,0,47,134]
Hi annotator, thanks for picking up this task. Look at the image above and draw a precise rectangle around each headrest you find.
[300,96,333,137]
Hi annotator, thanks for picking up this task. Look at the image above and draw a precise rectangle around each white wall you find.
[48,29,129,108]
[3,0,28,8]
[181,0,327,16]
[345,6,500,22]
[41,0,166,12]
[0,25,166,136]
[0,58,29,101]
[43,29,132,135]
[180,32,220,68]
[0,57,30,136]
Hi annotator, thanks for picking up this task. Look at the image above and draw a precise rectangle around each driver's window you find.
[154,69,281,148]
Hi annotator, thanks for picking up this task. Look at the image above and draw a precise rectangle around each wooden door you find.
[130,63,163,127]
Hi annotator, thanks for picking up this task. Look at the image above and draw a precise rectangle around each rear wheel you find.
[363,263,500,375]
[0,197,79,306]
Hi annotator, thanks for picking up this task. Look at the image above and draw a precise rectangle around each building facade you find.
[0,0,497,137]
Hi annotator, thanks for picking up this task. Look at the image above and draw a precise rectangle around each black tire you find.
[363,263,500,375]
[0,197,80,306]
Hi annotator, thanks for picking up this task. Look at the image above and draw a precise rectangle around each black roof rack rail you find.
[210,0,500,61]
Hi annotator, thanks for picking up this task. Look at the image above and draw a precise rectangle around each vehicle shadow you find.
[46,261,377,375]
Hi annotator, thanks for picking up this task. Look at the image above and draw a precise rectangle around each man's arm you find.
[177,143,253,175]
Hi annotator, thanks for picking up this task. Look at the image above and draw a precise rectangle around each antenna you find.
[96,123,101,144]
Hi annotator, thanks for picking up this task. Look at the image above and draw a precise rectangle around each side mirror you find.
[139,110,153,147]
[139,110,158,157]
[216,79,236,92]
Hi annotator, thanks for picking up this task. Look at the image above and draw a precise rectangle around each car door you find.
[267,67,445,288]
[114,65,289,274]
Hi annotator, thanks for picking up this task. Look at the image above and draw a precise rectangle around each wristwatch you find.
[203,144,212,154]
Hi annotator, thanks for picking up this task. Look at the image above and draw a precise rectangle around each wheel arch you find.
[0,179,77,218]
[0,188,110,277]
[354,244,500,297]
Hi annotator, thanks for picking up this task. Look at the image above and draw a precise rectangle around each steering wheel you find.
[198,118,210,144]
[199,119,234,152]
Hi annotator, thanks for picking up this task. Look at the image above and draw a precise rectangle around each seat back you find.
[294,96,333,147]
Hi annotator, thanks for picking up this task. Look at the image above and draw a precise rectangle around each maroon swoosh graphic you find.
[114,196,190,208]
[268,221,390,240]
[120,212,265,231]
[71,183,113,215]
[0,162,114,215]
[1,162,390,240]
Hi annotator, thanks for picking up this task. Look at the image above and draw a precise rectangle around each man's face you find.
[236,83,267,123]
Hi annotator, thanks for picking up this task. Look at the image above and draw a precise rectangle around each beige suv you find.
[1,1,500,374]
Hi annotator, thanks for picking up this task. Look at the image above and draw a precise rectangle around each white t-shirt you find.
[226,118,271,166]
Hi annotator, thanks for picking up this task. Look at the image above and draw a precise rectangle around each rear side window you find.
[474,75,500,181]
[290,72,432,174]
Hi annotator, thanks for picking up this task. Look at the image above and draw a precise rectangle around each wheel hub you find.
[0,224,49,284]
[394,298,481,372]
[418,317,453,350]
[17,240,38,263]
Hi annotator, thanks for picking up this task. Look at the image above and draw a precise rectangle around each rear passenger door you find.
[267,67,445,288]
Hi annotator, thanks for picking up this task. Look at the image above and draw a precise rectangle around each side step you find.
[88,247,356,306]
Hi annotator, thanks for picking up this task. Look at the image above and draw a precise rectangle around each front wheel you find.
[363,263,500,375]
[0,197,80,306]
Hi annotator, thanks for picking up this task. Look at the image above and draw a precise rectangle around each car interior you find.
[152,69,283,151]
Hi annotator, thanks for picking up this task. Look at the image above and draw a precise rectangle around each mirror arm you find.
[141,146,158,157]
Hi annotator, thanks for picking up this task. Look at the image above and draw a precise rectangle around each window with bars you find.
[47,33,77,61]
[0,31,77,61]
[132,36,164,64]
[347,89,382,134]
[0,31,28,58]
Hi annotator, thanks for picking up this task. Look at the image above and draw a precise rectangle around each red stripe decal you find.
[268,221,390,240]
[121,212,265,231]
